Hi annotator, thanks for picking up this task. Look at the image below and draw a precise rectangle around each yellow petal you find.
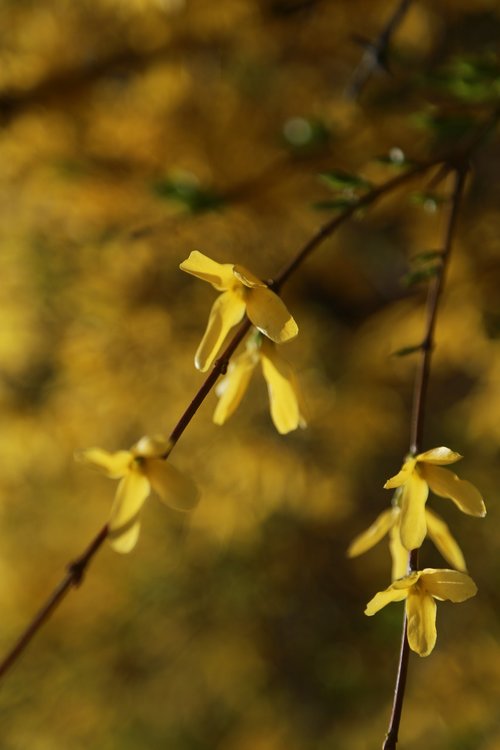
[179,251,235,291]
[195,290,246,372]
[347,507,397,558]
[420,464,486,517]
[420,568,478,602]
[76,448,132,478]
[384,457,417,489]
[232,265,267,288]
[213,348,258,425]
[399,471,429,550]
[260,341,304,434]
[145,458,200,512]
[364,575,417,616]
[108,468,150,553]
[389,521,410,581]
[417,446,462,465]
[245,287,298,343]
[406,590,437,657]
[109,521,141,554]
[425,508,466,571]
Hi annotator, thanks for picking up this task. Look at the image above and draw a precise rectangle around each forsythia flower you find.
[78,435,199,553]
[180,251,298,371]
[365,568,477,657]
[384,447,486,551]
[347,505,466,580]
[214,335,306,434]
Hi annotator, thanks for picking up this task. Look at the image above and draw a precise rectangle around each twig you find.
[0,157,439,681]
[382,165,468,750]
[345,0,413,100]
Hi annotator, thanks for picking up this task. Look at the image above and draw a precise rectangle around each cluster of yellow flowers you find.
[349,447,486,656]
[78,249,485,660]
[79,251,304,552]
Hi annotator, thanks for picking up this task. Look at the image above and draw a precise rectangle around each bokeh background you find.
[1,1,500,748]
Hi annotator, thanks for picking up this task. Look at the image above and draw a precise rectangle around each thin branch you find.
[382,165,468,750]
[345,0,413,100]
[0,157,440,681]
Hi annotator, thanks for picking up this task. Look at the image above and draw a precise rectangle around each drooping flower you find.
[180,251,298,371]
[365,568,477,656]
[347,505,466,580]
[77,435,199,553]
[213,334,306,434]
[384,447,486,551]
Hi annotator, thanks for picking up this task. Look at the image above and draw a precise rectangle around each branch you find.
[382,165,468,750]
[0,157,440,681]
[345,0,413,100]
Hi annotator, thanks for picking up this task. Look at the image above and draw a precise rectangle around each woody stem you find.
[382,165,468,750]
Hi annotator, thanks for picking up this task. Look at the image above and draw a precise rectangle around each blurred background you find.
[1,1,500,748]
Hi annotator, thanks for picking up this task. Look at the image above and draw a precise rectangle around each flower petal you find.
[420,464,486,517]
[260,341,304,434]
[76,448,132,478]
[246,287,298,343]
[195,290,246,372]
[146,458,200,512]
[417,446,462,465]
[399,471,429,550]
[389,521,410,581]
[425,508,466,571]
[406,590,437,657]
[420,568,477,602]
[180,251,235,291]
[384,457,417,489]
[232,265,267,288]
[347,508,397,558]
[213,348,258,425]
[364,582,411,616]
[108,468,150,553]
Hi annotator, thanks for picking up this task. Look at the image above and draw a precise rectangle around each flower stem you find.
[0,524,109,680]
[0,158,439,682]
[382,166,468,749]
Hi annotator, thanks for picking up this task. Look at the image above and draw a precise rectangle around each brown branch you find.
[0,157,440,682]
[345,0,413,100]
[382,165,468,750]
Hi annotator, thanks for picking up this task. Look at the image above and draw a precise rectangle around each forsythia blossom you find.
[78,435,199,553]
[384,447,486,551]
[347,505,466,580]
[365,568,477,657]
[214,335,306,434]
[180,251,298,371]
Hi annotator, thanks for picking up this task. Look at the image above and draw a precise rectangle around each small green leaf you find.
[392,344,422,357]
[319,169,372,191]
[403,265,441,287]
[410,192,446,213]
[153,178,224,213]
[312,198,358,211]
[411,250,444,264]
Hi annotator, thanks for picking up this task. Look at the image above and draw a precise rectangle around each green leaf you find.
[153,178,224,213]
[402,265,441,287]
[411,250,444,264]
[319,169,372,191]
[392,344,423,357]
[410,192,447,213]
[312,198,358,211]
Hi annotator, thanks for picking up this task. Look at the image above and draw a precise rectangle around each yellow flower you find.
[78,435,199,553]
[384,447,486,551]
[213,335,306,434]
[180,251,298,371]
[347,505,466,580]
[365,568,477,657]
